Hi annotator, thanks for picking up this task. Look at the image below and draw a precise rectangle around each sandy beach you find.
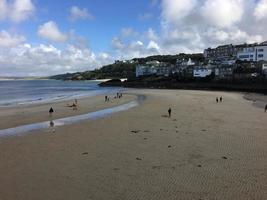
[0,89,266,200]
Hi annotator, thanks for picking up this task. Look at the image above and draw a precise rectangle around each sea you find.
[0,80,121,107]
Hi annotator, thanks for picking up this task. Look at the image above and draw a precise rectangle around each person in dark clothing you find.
[216,97,218,103]
[168,107,172,117]
[265,104,267,112]
[49,107,54,116]
[220,96,223,102]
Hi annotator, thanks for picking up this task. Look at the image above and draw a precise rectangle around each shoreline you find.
[0,92,136,130]
[0,79,124,108]
[0,94,145,138]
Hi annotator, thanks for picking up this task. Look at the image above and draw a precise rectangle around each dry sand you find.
[0,89,266,200]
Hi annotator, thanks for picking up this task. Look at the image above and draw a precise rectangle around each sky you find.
[0,0,267,76]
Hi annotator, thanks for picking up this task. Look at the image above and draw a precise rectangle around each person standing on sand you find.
[265,104,267,112]
[168,107,172,118]
[220,96,223,102]
[216,97,218,103]
[49,107,54,116]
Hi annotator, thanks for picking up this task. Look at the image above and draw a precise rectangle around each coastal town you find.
[135,41,267,81]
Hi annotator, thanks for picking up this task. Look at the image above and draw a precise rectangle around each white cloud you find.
[111,37,124,49]
[147,41,161,53]
[69,6,94,21]
[146,28,158,41]
[161,0,197,23]
[129,40,143,50]
[204,28,263,44]
[254,0,267,20]
[201,0,244,28]
[0,0,7,20]
[0,30,25,47]
[10,0,35,22]
[38,21,68,42]
[0,43,112,76]
[156,0,267,54]
[0,0,35,22]
[111,35,163,60]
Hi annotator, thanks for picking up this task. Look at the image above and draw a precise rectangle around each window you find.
[258,54,264,58]
[239,55,250,59]
[258,49,264,52]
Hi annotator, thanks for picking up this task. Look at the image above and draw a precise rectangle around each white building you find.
[193,67,212,78]
[136,65,157,77]
[237,44,267,61]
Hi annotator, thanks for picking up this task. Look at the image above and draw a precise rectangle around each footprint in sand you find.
[168,145,172,148]
[197,165,202,168]
[131,130,140,133]
[136,157,142,161]
[82,152,88,155]
[113,168,120,171]
[144,138,148,140]
[152,166,161,170]
[222,156,228,160]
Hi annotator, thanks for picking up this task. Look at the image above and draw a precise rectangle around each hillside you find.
[50,53,204,80]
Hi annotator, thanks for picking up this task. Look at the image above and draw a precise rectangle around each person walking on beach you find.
[220,96,223,102]
[216,97,219,103]
[105,96,108,102]
[168,107,172,118]
[265,104,267,112]
[49,107,54,116]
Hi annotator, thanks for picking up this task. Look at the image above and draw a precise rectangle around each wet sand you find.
[0,89,266,200]
[0,93,136,130]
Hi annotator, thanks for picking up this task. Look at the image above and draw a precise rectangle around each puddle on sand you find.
[0,95,145,138]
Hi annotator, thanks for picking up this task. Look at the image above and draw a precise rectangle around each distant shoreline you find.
[0,78,50,81]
